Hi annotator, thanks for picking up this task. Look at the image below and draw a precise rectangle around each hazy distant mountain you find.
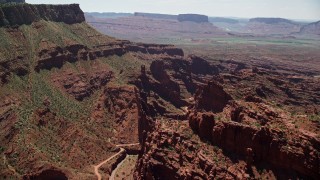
[299,21,320,35]
[209,17,239,24]
[177,14,209,23]
[85,11,310,36]
[134,13,210,23]
[244,17,302,35]
[134,12,177,20]
[85,12,133,19]
[86,13,226,43]
[249,18,296,25]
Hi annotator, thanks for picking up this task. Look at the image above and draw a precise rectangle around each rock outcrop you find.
[189,112,215,140]
[187,86,320,179]
[210,121,319,179]
[135,126,252,180]
[195,81,233,113]
[23,165,69,180]
[0,55,29,84]
[0,4,85,26]
[104,85,146,144]
[35,41,184,72]
[177,14,209,23]
[52,70,114,101]
[189,55,219,75]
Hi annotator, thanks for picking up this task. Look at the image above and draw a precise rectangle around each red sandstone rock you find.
[195,81,233,113]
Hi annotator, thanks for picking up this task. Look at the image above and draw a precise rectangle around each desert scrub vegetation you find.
[0,2,26,7]
[20,21,65,50]
[6,71,90,125]
[0,28,27,60]
[309,114,320,123]
[0,28,11,59]
[18,21,104,52]
[100,54,144,85]
[30,71,89,121]
[68,22,117,47]
[6,74,28,92]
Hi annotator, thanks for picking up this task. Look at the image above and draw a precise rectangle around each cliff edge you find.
[0,3,85,26]
[177,14,209,23]
[0,0,25,3]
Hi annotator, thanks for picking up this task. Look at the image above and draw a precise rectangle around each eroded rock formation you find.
[134,48,320,179]
[194,81,232,113]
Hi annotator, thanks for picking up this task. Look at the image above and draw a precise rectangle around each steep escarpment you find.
[0,3,85,26]
[178,14,209,23]
[299,20,320,35]
[35,40,183,72]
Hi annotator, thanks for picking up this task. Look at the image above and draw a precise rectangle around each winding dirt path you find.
[109,154,127,180]
[93,143,140,180]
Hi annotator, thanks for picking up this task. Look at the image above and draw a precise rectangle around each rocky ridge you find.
[0,3,85,26]
[134,56,320,179]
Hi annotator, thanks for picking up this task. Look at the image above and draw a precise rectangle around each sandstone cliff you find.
[0,3,85,26]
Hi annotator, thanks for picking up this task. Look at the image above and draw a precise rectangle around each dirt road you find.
[93,143,139,180]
